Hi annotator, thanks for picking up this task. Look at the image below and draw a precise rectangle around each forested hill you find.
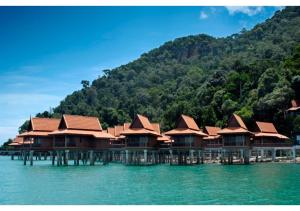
[29,7,300,135]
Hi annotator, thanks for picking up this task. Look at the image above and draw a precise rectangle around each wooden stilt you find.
[30,150,34,166]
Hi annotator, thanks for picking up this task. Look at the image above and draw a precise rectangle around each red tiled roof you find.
[204,126,221,136]
[230,114,247,129]
[203,135,221,140]
[30,118,60,132]
[121,128,161,136]
[165,128,208,137]
[62,114,102,131]
[157,134,172,143]
[107,127,115,136]
[256,121,278,133]
[124,123,130,130]
[218,127,252,135]
[49,129,114,139]
[130,114,154,131]
[178,115,200,130]
[19,131,50,137]
[151,123,161,134]
[254,132,289,139]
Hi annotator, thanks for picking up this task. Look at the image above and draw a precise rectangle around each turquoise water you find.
[1,156,300,205]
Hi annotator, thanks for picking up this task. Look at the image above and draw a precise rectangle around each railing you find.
[204,144,223,148]
[251,143,292,147]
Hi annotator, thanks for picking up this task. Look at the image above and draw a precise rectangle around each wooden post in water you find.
[51,151,55,166]
[30,150,34,166]
[23,151,27,165]
[89,150,94,166]
[64,150,69,166]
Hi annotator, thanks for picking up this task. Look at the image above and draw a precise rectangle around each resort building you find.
[107,123,130,162]
[252,121,292,161]
[218,114,252,164]
[49,114,114,166]
[121,114,161,165]
[203,126,222,161]
[19,117,60,152]
[8,136,24,149]
[165,115,208,165]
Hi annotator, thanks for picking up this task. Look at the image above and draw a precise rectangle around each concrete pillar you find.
[189,150,194,164]
[125,150,129,164]
[260,149,264,161]
[57,151,60,166]
[169,150,173,165]
[144,149,148,164]
[30,150,34,166]
[243,149,250,165]
[38,152,41,160]
[89,150,94,166]
[23,151,27,165]
[64,150,69,166]
[51,151,55,166]
[11,154,14,160]
[150,151,154,164]
[292,147,296,162]
[272,149,276,161]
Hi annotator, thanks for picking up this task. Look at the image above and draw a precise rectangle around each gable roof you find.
[204,126,221,136]
[151,123,161,134]
[130,114,154,131]
[29,118,60,132]
[177,115,200,131]
[256,121,278,133]
[121,114,160,137]
[61,114,102,131]
[228,114,247,129]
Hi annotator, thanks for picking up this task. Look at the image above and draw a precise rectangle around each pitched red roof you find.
[151,123,161,134]
[165,128,208,137]
[62,114,102,131]
[30,118,60,132]
[204,126,221,136]
[165,115,207,136]
[177,115,200,130]
[256,121,278,133]
[50,129,114,139]
[229,114,247,129]
[121,114,161,136]
[218,127,251,135]
[129,114,154,130]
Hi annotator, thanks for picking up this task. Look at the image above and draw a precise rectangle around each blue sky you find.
[0,6,282,144]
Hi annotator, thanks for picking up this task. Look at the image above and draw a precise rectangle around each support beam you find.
[29,150,34,166]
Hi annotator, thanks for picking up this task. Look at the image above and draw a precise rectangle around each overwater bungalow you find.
[8,136,24,150]
[164,115,208,165]
[19,117,60,152]
[121,114,161,165]
[203,126,222,161]
[49,114,114,166]
[107,123,130,162]
[252,121,292,161]
[218,114,252,164]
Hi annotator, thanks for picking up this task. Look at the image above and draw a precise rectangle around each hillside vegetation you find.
[21,7,300,136]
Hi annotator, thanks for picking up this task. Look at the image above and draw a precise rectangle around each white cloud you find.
[225,6,264,16]
[200,11,208,19]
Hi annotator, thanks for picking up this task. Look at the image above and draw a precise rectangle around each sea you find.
[0,156,300,205]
